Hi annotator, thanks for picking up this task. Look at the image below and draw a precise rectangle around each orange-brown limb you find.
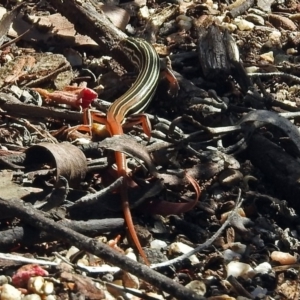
[162,67,180,96]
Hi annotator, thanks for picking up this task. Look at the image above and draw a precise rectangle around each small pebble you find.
[169,242,199,264]
[150,239,167,249]
[139,6,150,19]
[260,51,274,63]
[245,13,265,25]
[257,0,273,12]
[269,31,281,44]
[43,281,54,295]
[125,248,137,262]
[271,251,297,265]
[254,262,272,274]
[234,18,255,31]
[44,296,57,300]
[248,8,267,17]
[286,48,298,55]
[0,275,10,285]
[230,242,247,254]
[0,283,22,300]
[221,22,237,32]
[28,276,44,294]
[226,261,255,279]
[185,280,206,296]
[23,295,42,300]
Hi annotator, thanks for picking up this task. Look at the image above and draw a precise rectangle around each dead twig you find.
[69,176,123,208]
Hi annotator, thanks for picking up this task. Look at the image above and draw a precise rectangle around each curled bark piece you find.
[239,110,300,155]
[24,142,87,188]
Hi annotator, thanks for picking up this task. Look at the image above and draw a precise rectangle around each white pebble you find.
[22,295,42,300]
[260,51,274,63]
[44,296,57,300]
[226,261,255,279]
[0,283,22,300]
[150,239,167,249]
[28,276,44,294]
[139,6,150,19]
[254,262,272,274]
[43,281,54,295]
[169,242,199,264]
[125,248,137,262]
